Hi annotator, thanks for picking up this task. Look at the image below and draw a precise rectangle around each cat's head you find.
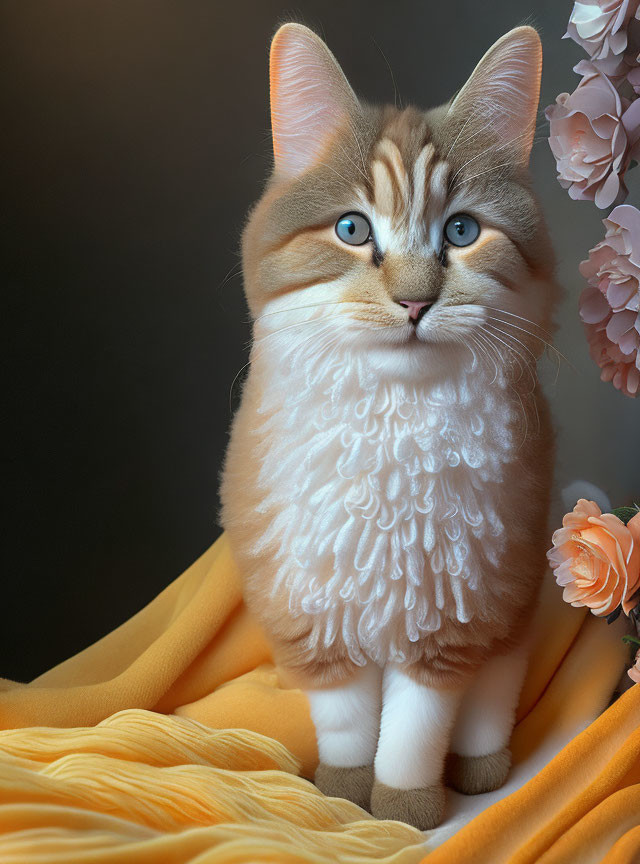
[242,23,556,381]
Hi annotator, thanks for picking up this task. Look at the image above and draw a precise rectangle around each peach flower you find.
[579,204,640,397]
[547,500,640,616]
[546,61,640,208]
[629,648,640,682]
[566,1,640,62]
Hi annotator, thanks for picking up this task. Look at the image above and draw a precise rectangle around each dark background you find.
[2,0,638,682]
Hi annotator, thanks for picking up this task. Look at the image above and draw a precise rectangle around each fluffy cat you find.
[220,22,558,829]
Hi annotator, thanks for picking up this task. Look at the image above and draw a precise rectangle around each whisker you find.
[228,358,252,413]
[492,327,536,383]
[454,332,478,372]
[334,135,370,186]
[486,333,540,442]
[449,130,546,194]
[371,34,401,109]
[485,324,538,395]
[482,308,574,371]
[446,114,502,163]
[448,128,530,189]
[484,315,557,352]
[485,320,542,366]
[308,330,343,368]
[450,98,549,165]
[216,260,243,292]
[445,115,478,161]
[349,120,370,179]
[481,327,541,441]
[252,316,342,348]
[470,332,499,384]
[481,326,529,388]
[480,306,554,338]
[481,329,534,445]
[451,160,518,192]
[485,316,562,383]
[476,334,499,383]
[513,385,529,450]
[309,159,354,189]
[252,300,360,325]
[231,316,344,409]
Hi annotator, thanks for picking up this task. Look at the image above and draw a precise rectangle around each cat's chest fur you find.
[249,353,518,666]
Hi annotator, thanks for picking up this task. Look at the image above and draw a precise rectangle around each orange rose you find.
[547,500,640,616]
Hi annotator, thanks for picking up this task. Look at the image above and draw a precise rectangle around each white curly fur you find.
[246,324,518,667]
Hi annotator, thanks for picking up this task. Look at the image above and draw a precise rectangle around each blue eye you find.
[444,213,480,247]
[335,212,371,245]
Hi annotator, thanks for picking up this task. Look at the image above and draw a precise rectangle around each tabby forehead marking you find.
[427,161,450,252]
[409,144,435,245]
[368,139,450,255]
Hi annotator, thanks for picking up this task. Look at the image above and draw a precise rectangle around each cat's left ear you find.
[269,23,361,179]
[447,26,542,167]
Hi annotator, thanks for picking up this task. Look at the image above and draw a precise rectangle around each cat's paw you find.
[370,780,445,830]
[445,747,511,795]
[314,762,374,811]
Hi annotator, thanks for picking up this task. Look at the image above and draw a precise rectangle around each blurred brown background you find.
[1,0,638,681]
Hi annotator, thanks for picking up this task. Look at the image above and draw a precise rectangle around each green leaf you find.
[610,505,640,525]
[622,635,640,647]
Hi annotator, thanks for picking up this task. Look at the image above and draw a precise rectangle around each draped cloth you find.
[0,533,638,862]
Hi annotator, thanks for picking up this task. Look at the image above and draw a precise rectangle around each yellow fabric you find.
[0,532,637,862]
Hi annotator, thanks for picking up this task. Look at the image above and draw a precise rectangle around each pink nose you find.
[398,300,431,321]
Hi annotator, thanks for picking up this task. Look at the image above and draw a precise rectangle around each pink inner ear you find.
[269,25,358,178]
[450,28,542,166]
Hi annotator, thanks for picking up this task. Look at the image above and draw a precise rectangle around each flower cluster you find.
[566,0,640,68]
[547,498,640,683]
[579,205,640,396]
[547,1,640,207]
[548,1,640,396]
[547,60,640,207]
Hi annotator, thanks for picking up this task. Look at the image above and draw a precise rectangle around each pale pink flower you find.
[566,1,640,61]
[579,204,640,397]
[583,319,640,395]
[629,648,640,683]
[546,62,640,208]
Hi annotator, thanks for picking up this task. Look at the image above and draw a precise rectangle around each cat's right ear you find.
[269,23,361,179]
[446,26,542,168]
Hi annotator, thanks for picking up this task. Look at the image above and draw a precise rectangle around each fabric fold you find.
[0,531,637,863]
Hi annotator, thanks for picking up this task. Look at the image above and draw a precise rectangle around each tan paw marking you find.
[314,762,374,810]
[445,746,511,795]
[370,780,446,830]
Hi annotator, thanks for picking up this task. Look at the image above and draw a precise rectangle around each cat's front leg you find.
[307,661,382,810]
[371,663,465,830]
[445,639,530,795]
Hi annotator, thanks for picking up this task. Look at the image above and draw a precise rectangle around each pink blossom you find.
[583,319,640,395]
[546,62,640,208]
[629,648,640,683]
[565,1,640,62]
[579,204,640,397]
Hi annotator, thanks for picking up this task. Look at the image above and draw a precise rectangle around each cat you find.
[220,22,558,830]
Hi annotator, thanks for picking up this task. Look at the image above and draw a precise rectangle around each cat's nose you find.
[398,300,431,322]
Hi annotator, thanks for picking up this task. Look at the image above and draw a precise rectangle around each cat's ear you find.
[447,26,542,167]
[269,23,361,178]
